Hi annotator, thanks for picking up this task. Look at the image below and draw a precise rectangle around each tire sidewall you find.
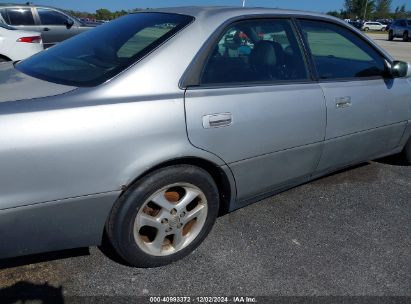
[109,165,219,267]
[404,138,411,164]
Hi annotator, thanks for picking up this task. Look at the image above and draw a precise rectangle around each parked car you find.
[0,7,410,268]
[362,21,387,31]
[349,20,363,30]
[377,19,392,30]
[0,3,93,48]
[388,19,411,41]
[0,22,43,61]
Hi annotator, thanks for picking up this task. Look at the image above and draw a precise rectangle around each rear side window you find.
[299,19,386,80]
[117,24,178,58]
[37,8,69,25]
[16,13,194,87]
[4,8,35,26]
[201,19,309,85]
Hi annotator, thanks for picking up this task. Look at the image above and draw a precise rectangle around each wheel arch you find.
[121,157,236,216]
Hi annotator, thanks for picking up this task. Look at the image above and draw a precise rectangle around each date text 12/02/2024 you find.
[149,297,257,303]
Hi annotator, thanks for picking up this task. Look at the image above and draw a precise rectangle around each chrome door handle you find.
[202,113,232,129]
[335,96,352,108]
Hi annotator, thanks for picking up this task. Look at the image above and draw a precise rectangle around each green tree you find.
[327,10,350,19]
[345,0,375,20]
[327,10,342,18]
[95,8,112,20]
[393,4,407,19]
[374,0,392,18]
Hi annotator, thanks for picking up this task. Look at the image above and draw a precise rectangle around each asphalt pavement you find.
[0,160,410,300]
[367,33,411,62]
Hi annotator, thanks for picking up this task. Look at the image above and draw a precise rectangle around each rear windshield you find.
[16,12,194,87]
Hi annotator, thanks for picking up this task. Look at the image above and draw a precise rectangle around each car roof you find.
[148,6,333,21]
[0,5,339,23]
[0,3,34,7]
[0,3,63,10]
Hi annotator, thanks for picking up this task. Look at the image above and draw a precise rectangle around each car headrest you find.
[249,41,277,66]
[250,40,287,67]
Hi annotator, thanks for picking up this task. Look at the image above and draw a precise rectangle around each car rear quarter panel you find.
[0,15,237,258]
[0,90,227,211]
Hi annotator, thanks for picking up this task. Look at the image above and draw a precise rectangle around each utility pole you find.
[363,0,369,21]
[242,0,246,7]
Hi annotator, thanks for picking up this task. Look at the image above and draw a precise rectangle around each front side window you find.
[299,19,386,80]
[37,8,70,25]
[201,19,309,85]
[16,13,193,87]
[5,8,35,26]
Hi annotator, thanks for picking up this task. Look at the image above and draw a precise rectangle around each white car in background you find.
[0,23,43,62]
[362,21,387,31]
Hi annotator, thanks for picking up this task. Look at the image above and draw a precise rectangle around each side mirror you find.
[65,18,74,29]
[390,61,411,78]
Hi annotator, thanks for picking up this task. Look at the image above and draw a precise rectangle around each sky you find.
[1,0,409,13]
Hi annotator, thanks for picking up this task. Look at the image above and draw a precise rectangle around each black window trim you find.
[180,14,393,89]
[294,17,392,83]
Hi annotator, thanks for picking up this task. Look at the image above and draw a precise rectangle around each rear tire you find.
[364,27,369,31]
[401,138,411,164]
[388,31,394,41]
[107,165,219,268]
[403,32,409,42]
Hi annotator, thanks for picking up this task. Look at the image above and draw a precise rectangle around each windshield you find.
[16,12,194,87]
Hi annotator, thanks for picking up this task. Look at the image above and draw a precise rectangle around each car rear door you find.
[33,7,79,48]
[184,18,326,203]
[298,19,409,174]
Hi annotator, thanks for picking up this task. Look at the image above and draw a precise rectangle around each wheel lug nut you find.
[166,227,172,232]
[170,208,177,215]
[177,223,183,229]
[161,219,168,224]
[180,212,186,218]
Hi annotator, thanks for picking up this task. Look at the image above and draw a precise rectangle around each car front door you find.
[34,7,79,48]
[298,19,409,174]
[184,18,326,204]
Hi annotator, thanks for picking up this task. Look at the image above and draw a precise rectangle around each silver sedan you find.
[0,7,410,268]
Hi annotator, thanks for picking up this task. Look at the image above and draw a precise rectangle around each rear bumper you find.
[0,191,120,259]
